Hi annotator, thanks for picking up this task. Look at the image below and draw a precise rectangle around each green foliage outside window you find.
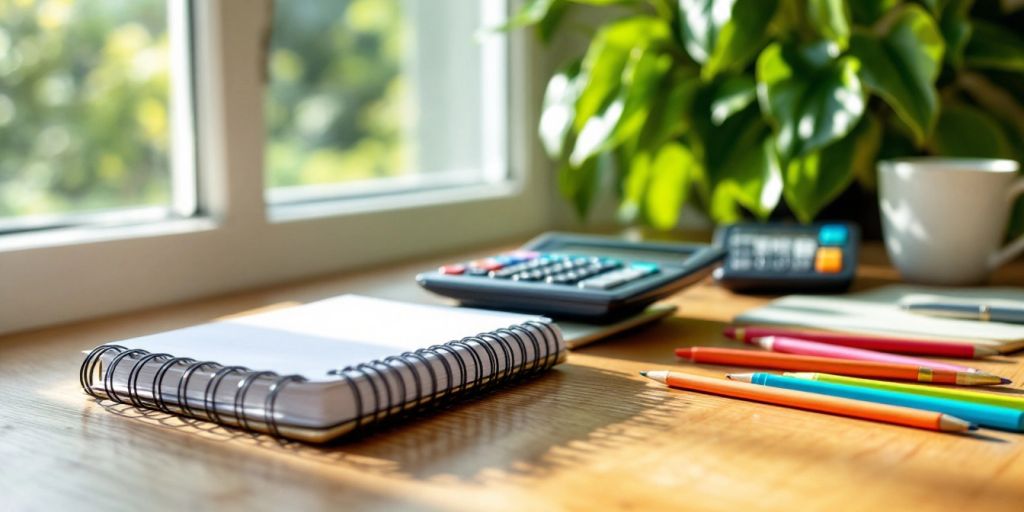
[0,0,170,218]
[509,0,1024,228]
[265,0,411,190]
[0,0,411,220]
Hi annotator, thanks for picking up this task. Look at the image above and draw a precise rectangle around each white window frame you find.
[0,0,553,335]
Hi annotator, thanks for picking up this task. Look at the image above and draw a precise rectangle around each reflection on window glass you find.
[265,0,504,201]
[0,0,171,222]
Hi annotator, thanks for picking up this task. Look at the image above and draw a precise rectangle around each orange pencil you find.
[674,347,1008,386]
[641,370,974,432]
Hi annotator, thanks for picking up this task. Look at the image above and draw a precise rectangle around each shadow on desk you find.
[90,363,689,482]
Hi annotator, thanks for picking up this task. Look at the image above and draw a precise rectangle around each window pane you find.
[265,0,507,204]
[0,0,180,229]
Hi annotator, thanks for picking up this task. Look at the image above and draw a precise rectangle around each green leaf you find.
[702,0,780,79]
[929,103,1013,157]
[558,156,601,219]
[756,41,866,164]
[494,0,562,34]
[964,20,1024,71]
[783,115,878,222]
[537,1,571,43]
[694,83,782,221]
[645,142,698,229]
[848,5,945,145]
[678,0,779,79]
[849,0,899,25]
[619,150,653,223]
[808,0,851,49]
[851,113,883,190]
[539,60,584,159]
[709,75,756,126]
[618,73,701,222]
[677,0,730,64]
[709,136,783,222]
[637,70,702,148]
[919,0,942,14]
[940,0,974,68]
[570,48,672,166]
[574,17,671,133]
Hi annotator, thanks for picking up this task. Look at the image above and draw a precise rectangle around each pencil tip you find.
[726,373,755,383]
[1000,377,1012,385]
[639,371,648,377]
[973,346,999,358]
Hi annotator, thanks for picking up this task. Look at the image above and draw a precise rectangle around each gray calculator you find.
[416,232,725,320]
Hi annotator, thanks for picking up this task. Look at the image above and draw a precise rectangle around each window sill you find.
[267,179,522,224]
[0,217,219,254]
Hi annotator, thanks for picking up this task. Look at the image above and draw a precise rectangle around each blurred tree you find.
[265,0,412,190]
[0,0,414,220]
[0,0,170,218]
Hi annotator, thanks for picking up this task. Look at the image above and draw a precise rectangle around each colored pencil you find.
[752,335,982,374]
[729,372,1024,431]
[786,372,1024,412]
[723,325,997,358]
[641,370,973,432]
[674,347,1009,386]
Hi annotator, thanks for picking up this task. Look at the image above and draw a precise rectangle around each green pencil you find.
[786,372,1024,411]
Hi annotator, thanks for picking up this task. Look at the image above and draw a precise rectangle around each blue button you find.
[630,262,660,274]
[818,224,848,246]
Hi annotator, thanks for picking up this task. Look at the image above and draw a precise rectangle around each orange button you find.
[815,247,843,273]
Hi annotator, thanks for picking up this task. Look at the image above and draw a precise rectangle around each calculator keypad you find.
[439,252,659,289]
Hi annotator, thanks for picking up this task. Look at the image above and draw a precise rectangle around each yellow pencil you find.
[786,372,1024,411]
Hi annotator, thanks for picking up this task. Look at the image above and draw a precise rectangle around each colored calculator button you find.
[814,247,843,273]
[578,267,649,290]
[439,264,465,275]
[630,262,660,274]
[512,250,539,260]
[818,225,848,246]
[470,258,503,272]
[494,255,519,265]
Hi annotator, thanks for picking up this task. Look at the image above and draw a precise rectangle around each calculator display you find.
[713,222,858,293]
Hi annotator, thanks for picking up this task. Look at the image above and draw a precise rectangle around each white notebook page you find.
[114,295,549,380]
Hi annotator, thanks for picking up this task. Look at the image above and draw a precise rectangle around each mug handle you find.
[989,178,1024,270]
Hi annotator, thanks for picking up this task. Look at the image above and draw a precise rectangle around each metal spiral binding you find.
[79,320,561,440]
[80,345,305,437]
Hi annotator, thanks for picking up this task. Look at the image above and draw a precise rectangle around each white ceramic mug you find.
[878,158,1024,285]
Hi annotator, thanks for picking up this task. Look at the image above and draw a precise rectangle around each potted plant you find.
[506,0,1024,231]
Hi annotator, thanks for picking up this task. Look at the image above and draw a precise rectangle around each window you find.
[0,0,195,234]
[0,1,550,336]
[264,0,508,206]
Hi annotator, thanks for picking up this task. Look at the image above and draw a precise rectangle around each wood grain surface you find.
[2,243,1024,512]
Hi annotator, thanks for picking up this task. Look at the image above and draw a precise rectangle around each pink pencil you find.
[752,336,984,374]
[723,325,997,358]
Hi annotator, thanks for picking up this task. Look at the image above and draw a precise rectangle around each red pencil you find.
[723,325,997,359]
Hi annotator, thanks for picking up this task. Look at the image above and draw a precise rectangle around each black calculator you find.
[712,222,859,293]
[416,232,725,320]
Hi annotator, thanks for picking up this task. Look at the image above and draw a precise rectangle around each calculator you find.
[416,232,726,320]
[712,222,859,293]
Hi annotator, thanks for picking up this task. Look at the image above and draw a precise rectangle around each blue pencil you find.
[728,372,1024,432]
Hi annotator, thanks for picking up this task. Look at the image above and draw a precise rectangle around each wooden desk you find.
[3,244,1024,511]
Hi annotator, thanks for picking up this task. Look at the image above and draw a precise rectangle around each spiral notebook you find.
[80,295,567,442]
